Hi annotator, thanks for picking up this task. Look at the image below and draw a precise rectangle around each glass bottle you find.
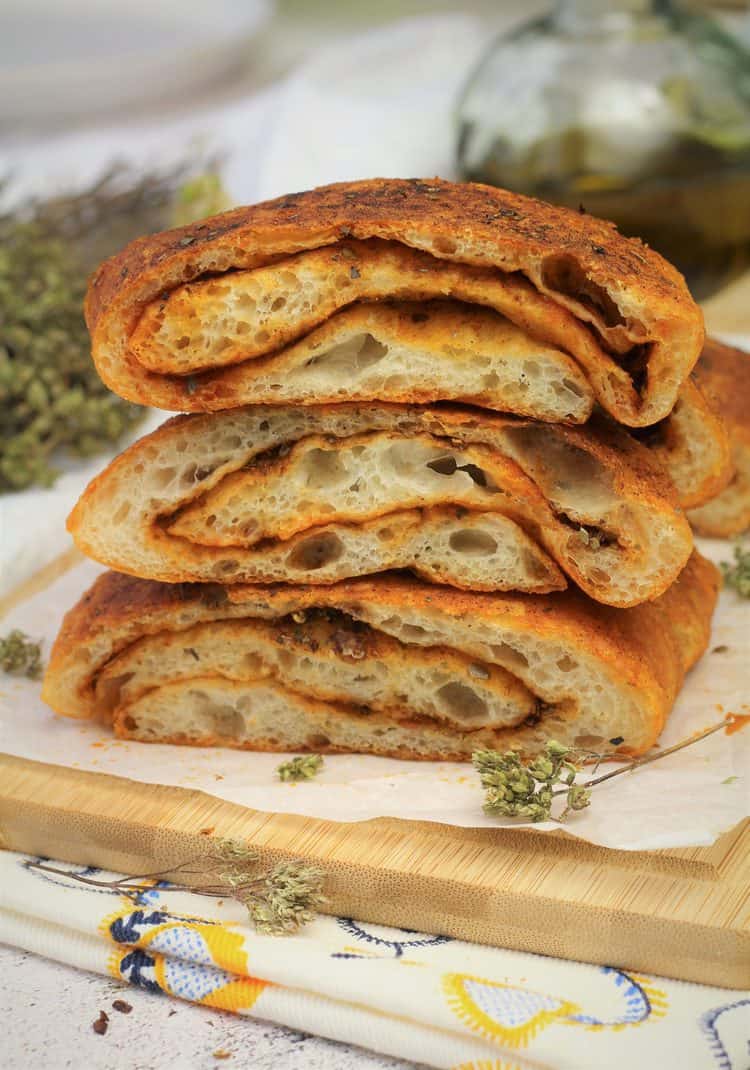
[455,0,750,298]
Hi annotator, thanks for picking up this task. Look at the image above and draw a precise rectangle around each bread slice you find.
[688,339,750,537]
[67,402,693,607]
[41,553,719,759]
[86,178,703,427]
[635,375,732,510]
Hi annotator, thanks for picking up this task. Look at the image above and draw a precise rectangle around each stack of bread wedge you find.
[43,178,734,761]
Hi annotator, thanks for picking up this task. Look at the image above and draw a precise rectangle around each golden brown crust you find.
[43,571,236,721]
[86,178,694,334]
[47,569,223,655]
[692,338,750,446]
[636,376,733,510]
[85,178,704,426]
[689,444,750,537]
[688,338,750,536]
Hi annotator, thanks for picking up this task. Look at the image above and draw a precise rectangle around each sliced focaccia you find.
[688,338,750,537]
[86,178,703,426]
[635,375,732,511]
[42,553,719,759]
[68,402,692,608]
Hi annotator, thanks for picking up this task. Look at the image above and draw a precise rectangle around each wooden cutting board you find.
[0,551,748,989]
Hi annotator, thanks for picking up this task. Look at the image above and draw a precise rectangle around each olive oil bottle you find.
[456,1,750,299]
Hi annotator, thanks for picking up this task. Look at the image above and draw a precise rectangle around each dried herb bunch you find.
[277,754,325,782]
[473,715,743,823]
[26,837,325,936]
[214,839,325,934]
[721,543,750,598]
[0,163,227,492]
[0,629,43,678]
[474,741,591,822]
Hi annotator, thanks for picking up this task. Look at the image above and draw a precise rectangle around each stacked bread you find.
[43,179,727,760]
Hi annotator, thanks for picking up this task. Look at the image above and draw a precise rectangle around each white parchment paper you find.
[0,540,747,851]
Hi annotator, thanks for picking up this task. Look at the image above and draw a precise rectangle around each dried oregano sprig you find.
[473,741,591,822]
[0,629,43,679]
[0,213,142,491]
[277,754,325,782]
[238,860,326,935]
[720,543,750,598]
[25,837,326,936]
[214,839,325,934]
[0,163,227,493]
[473,715,743,823]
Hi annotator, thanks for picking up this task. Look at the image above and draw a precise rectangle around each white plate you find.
[1,0,274,122]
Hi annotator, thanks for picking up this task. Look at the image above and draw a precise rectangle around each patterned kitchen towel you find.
[0,851,747,1069]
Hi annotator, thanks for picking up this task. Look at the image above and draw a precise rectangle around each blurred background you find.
[1,0,749,589]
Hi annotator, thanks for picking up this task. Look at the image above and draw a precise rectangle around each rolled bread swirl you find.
[67,402,693,608]
[42,553,719,760]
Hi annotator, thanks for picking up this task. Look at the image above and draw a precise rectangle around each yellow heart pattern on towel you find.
[452,1061,541,1070]
[443,972,579,1047]
[102,905,268,1012]
[156,954,267,1011]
